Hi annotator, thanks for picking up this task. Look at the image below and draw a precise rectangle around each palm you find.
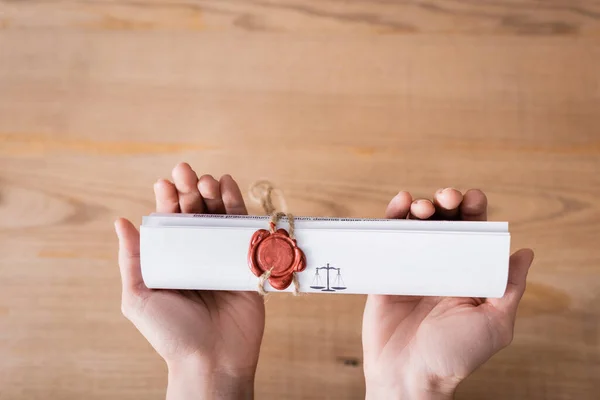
[364,295,501,381]
[117,164,266,373]
[140,289,265,369]
[363,188,534,391]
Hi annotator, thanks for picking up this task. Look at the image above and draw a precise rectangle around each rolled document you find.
[140,214,511,298]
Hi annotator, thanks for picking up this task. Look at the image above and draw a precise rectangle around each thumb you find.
[488,248,535,318]
[115,218,149,297]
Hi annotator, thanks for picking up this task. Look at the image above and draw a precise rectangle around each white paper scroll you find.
[140,214,511,298]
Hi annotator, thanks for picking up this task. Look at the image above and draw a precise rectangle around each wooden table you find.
[1,1,599,398]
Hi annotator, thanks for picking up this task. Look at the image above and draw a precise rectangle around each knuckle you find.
[121,290,149,320]
[120,295,138,320]
[120,302,130,319]
[504,332,514,347]
[498,325,514,348]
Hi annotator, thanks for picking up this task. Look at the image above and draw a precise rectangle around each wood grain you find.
[1,0,599,399]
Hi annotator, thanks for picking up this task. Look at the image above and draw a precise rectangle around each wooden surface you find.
[1,1,599,399]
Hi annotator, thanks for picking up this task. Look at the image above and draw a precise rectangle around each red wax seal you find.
[248,222,306,290]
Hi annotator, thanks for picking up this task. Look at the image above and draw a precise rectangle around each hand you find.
[362,189,534,400]
[115,163,265,400]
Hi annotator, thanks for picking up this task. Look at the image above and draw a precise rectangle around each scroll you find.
[140,213,511,298]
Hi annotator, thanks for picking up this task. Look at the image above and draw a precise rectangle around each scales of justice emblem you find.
[309,263,347,292]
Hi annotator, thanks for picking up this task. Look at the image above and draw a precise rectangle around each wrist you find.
[365,371,459,400]
[167,356,255,400]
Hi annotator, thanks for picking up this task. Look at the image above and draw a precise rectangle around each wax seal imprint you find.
[248,222,306,290]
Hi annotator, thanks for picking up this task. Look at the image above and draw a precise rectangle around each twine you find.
[257,268,273,297]
[249,180,288,215]
[270,212,295,239]
[249,181,300,297]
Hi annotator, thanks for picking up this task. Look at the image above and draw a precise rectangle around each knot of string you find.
[249,181,300,297]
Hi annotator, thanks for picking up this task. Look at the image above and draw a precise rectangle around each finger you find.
[487,248,534,318]
[460,189,488,221]
[114,218,149,297]
[385,191,413,219]
[154,179,180,213]
[408,199,435,220]
[198,174,226,214]
[220,174,248,215]
[433,188,463,220]
[172,162,205,213]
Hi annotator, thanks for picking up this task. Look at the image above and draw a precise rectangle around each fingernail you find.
[154,180,166,190]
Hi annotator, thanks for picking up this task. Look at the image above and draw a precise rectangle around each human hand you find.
[115,163,265,399]
[362,189,534,399]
